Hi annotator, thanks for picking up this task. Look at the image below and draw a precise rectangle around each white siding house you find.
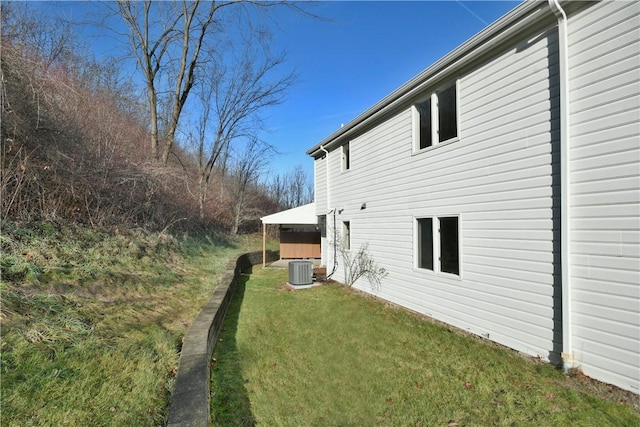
[307,0,639,394]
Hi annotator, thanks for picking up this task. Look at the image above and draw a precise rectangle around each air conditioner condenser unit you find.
[288,261,314,286]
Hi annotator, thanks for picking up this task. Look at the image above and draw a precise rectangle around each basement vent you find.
[288,261,313,286]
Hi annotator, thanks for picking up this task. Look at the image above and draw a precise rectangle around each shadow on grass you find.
[210,267,256,426]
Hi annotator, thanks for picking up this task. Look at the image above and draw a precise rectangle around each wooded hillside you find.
[1,2,313,234]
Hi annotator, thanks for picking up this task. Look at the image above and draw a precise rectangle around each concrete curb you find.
[166,250,279,427]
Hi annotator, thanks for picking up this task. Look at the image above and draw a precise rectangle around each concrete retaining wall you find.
[166,250,279,427]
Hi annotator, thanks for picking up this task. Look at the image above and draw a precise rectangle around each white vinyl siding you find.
[568,0,640,393]
[313,0,639,394]
[324,25,560,362]
[314,156,327,212]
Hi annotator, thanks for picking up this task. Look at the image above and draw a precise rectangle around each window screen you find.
[439,216,459,275]
[438,84,457,142]
[342,143,350,170]
[416,100,432,149]
[418,218,433,270]
[343,221,351,250]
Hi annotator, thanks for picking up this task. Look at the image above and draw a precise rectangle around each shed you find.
[260,203,320,267]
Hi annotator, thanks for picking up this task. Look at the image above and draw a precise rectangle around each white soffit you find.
[261,203,317,225]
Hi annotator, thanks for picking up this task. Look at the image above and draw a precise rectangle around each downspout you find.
[320,145,337,280]
[549,0,573,372]
[326,208,337,280]
[320,144,330,210]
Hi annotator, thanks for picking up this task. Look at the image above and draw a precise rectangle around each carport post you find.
[262,223,266,267]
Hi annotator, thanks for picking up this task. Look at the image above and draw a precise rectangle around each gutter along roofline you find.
[306,0,551,158]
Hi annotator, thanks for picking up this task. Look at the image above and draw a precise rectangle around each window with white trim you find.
[342,142,350,171]
[417,218,433,270]
[439,217,459,275]
[413,81,458,151]
[416,216,460,276]
[343,220,351,250]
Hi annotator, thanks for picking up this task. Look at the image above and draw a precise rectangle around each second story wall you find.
[314,154,327,213]
[316,20,562,363]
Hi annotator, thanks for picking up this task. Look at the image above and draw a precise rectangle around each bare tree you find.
[266,165,313,209]
[114,0,233,164]
[228,137,272,235]
[193,35,294,219]
[287,164,313,207]
[267,172,287,208]
[112,0,305,166]
[0,2,75,71]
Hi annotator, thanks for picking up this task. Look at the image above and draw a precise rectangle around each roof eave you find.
[306,0,551,158]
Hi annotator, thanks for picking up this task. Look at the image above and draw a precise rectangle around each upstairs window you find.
[437,85,457,142]
[342,142,350,171]
[416,99,433,149]
[413,81,458,151]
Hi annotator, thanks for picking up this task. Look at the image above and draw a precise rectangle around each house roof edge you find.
[306,0,554,158]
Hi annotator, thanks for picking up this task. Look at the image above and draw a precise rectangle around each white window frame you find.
[414,215,461,277]
[342,220,351,250]
[412,80,459,153]
[341,142,350,171]
[416,217,434,271]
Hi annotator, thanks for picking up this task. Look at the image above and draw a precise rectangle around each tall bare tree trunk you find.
[230,190,244,236]
[147,82,159,160]
[198,173,207,219]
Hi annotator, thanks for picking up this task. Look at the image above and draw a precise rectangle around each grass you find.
[211,268,640,426]
[0,220,272,426]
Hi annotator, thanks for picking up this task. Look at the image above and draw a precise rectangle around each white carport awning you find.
[261,203,317,225]
[260,203,317,267]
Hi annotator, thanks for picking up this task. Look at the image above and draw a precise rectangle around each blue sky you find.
[260,0,521,177]
[31,0,521,179]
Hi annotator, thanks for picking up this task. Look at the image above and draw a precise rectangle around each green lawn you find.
[0,221,270,426]
[211,268,639,426]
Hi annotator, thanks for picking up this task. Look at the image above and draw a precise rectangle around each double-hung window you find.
[413,81,458,151]
[416,216,460,276]
[417,218,434,270]
[343,221,351,250]
[439,217,459,275]
[342,142,350,171]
